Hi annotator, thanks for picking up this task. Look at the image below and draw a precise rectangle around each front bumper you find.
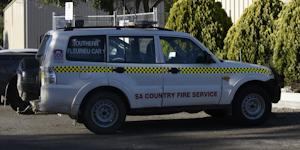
[266,79,281,103]
[268,67,281,103]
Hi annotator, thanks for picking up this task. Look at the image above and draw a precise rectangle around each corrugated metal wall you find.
[3,0,25,49]
[27,1,108,49]
[27,2,64,49]
[216,0,291,23]
[215,0,254,23]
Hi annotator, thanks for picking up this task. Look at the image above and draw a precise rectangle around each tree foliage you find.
[165,0,232,54]
[164,0,177,12]
[272,0,300,86]
[222,0,283,65]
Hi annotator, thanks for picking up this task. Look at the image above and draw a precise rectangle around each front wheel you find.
[232,85,271,126]
[82,91,126,134]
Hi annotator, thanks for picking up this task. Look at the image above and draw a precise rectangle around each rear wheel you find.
[233,85,271,125]
[7,79,22,111]
[7,78,33,114]
[82,91,126,134]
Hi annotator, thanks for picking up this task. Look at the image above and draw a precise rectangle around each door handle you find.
[168,68,181,74]
[112,67,126,73]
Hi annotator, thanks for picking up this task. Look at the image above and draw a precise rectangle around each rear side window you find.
[109,36,155,63]
[66,36,105,62]
[36,35,52,65]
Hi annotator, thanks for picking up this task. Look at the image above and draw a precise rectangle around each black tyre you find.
[232,85,271,125]
[7,79,23,111]
[82,91,126,134]
[7,78,34,114]
[204,109,227,117]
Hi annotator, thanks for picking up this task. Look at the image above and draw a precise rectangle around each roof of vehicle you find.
[63,26,172,31]
[51,26,192,37]
[0,49,38,53]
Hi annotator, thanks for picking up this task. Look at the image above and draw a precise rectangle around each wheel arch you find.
[76,86,131,122]
[232,80,273,105]
[231,82,272,125]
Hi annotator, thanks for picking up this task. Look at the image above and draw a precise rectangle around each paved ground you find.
[0,105,300,150]
[273,92,300,109]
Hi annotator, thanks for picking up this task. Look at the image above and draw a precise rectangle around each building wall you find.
[216,0,291,23]
[27,1,64,49]
[27,1,108,48]
[216,0,254,23]
[3,0,163,49]
[3,0,25,49]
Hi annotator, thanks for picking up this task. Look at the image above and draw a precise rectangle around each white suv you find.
[17,27,281,134]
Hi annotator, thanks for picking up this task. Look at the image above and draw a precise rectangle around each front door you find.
[159,36,222,107]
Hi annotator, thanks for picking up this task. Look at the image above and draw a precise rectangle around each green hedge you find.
[222,0,283,65]
[165,0,232,54]
[272,0,300,86]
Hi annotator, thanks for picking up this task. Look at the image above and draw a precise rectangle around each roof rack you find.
[63,26,172,31]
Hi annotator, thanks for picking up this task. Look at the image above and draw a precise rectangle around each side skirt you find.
[128,104,231,115]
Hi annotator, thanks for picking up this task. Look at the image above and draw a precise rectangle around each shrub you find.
[222,0,283,65]
[165,0,232,54]
[272,0,300,86]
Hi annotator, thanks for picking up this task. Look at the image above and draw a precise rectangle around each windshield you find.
[36,35,52,65]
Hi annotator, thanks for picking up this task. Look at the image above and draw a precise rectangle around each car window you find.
[66,36,105,62]
[160,36,205,64]
[109,36,155,63]
[36,35,52,65]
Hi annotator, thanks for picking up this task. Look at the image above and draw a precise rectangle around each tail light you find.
[42,67,56,85]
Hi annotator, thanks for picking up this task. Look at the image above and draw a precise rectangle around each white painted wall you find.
[216,0,291,23]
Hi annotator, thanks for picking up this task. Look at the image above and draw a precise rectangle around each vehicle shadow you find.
[119,111,300,134]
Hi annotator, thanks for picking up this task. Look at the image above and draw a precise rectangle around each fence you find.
[52,7,158,30]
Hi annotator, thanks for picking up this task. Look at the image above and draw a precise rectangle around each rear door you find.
[107,36,163,108]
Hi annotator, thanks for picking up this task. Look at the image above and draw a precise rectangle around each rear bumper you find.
[37,84,79,114]
[38,100,71,114]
